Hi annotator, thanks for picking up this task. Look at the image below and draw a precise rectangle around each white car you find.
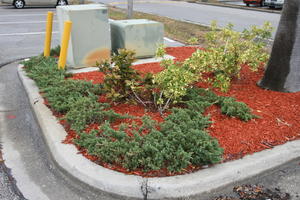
[264,0,284,8]
[1,0,68,9]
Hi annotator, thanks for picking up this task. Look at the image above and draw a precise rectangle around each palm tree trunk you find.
[258,0,300,92]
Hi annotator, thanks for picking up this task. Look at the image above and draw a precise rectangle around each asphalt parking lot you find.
[0,5,60,66]
[0,3,182,66]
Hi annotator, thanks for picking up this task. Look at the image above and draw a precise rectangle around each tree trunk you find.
[258,0,300,92]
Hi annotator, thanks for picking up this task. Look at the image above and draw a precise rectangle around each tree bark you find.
[258,0,300,92]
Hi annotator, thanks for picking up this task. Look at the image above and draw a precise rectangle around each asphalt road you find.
[0,3,299,200]
[94,0,281,33]
[0,4,181,66]
[0,6,60,66]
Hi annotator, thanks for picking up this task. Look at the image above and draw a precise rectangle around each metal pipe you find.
[58,21,72,69]
[43,12,53,57]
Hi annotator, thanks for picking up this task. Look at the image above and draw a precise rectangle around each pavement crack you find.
[141,178,149,200]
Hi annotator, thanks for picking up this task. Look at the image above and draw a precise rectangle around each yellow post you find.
[43,11,54,57]
[58,21,72,69]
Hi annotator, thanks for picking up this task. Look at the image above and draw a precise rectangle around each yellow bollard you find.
[43,11,54,57]
[58,21,72,70]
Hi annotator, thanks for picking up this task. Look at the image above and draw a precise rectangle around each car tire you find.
[57,0,68,6]
[269,5,275,8]
[13,0,25,9]
[246,3,249,6]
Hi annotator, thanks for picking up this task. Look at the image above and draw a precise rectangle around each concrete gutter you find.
[0,57,28,69]
[18,63,300,199]
[182,0,281,14]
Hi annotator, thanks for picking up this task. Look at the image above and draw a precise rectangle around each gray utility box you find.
[57,4,111,68]
[110,19,164,58]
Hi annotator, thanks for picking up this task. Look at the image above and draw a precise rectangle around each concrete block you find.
[57,4,111,68]
[110,19,164,58]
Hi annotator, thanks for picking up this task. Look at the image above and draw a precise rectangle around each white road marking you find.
[163,37,176,43]
[0,14,55,17]
[0,31,58,36]
[1,31,175,42]
[0,21,57,25]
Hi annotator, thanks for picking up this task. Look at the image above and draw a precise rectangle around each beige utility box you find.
[110,19,164,58]
[57,4,111,68]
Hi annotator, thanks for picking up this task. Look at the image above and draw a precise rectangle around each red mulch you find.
[68,46,300,176]
[72,71,105,84]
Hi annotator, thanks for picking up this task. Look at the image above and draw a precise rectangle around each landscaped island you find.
[22,23,300,177]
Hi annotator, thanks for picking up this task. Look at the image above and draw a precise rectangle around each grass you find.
[108,6,210,45]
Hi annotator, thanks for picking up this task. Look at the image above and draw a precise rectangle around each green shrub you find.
[98,47,199,114]
[187,37,199,45]
[153,61,198,114]
[98,49,141,102]
[50,45,61,57]
[183,88,256,121]
[42,80,103,113]
[65,97,127,132]
[154,45,199,114]
[185,21,273,92]
[23,56,105,114]
[23,56,65,88]
[23,56,125,131]
[75,110,223,172]
[98,49,156,111]
[219,97,257,121]
[161,108,211,132]
[183,88,220,113]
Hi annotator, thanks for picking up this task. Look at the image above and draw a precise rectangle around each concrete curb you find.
[17,63,300,199]
[183,0,281,14]
[0,57,28,69]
